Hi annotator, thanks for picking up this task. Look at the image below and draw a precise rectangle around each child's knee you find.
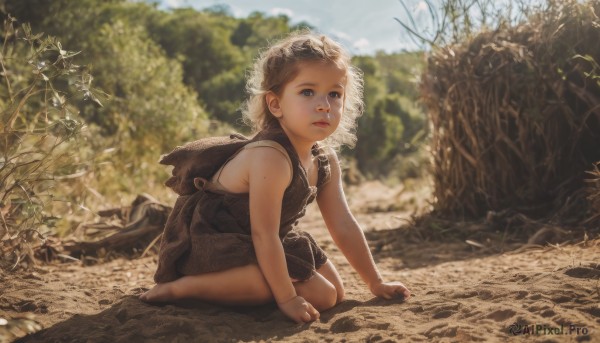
[314,283,338,311]
[335,285,345,303]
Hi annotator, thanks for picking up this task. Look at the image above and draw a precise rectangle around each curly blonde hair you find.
[242,30,364,150]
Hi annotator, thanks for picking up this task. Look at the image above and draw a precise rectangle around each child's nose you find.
[316,96,330,112]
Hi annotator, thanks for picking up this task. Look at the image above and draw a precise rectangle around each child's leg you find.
[293,272,338,311]
[315,260,345,303]
[140,264,273,306]
[140,261,344,311]
[293,260,344,311]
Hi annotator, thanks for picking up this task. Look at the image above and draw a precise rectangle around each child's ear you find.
[266,91,283,118]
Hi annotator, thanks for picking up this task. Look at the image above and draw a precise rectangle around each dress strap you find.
[314,145,332,192]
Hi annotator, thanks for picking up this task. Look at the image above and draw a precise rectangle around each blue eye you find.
[329,91,342,99]
[301,89,314,96]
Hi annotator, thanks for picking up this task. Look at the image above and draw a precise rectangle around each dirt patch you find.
[1,181,599,342]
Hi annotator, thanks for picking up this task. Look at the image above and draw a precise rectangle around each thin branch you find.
[1,18,14,101]
[398,0,420,34]
[394,18,435,46]
[4,76,41,132]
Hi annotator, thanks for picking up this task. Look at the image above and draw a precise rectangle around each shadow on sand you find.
[16,295,408,342]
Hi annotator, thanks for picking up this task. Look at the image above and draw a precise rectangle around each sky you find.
[155,0,434,55]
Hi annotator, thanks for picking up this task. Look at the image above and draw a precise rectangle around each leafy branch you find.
[0,17,96,271]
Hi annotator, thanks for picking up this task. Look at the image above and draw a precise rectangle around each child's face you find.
[269,61,346,144]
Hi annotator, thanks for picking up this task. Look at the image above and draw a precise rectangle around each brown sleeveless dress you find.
[153,126,331,283]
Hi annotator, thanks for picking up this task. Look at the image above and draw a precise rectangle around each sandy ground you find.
[1,181,599,342]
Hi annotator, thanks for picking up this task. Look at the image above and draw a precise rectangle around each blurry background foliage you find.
[0,0,428,240]
[0,0,426,192]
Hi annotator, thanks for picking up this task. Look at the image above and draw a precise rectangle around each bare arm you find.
[316,151,411,299]
[249,148,295,301]
[248,148,320,322]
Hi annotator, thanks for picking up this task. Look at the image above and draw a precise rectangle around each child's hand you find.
[277,295,320,323]
[369,281,411,300]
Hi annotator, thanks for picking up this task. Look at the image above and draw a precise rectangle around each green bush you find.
[353,56,427,177]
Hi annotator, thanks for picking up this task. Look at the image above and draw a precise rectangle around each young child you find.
[140,31,411,324]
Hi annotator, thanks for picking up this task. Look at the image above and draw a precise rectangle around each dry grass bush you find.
[0,19,96,270]
[421,0,600,229]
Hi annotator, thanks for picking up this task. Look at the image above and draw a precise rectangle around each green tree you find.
[356,95,406,171]
[352,54,427,175]
[199,67,247,126]
[147,8,243,96]
[375,51,424,99]
[238,12,295,51]
[81,20,204,154]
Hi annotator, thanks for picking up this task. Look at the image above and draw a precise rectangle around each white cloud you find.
[269,7,294,17]
[330,29,352,41]
[228,4,247,18]
[164,0,186,8]
[353,38,370,51]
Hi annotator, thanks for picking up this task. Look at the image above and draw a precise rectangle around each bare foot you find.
[139,283,175,303]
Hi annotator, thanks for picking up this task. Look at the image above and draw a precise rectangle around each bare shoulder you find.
[212,143,292,194]
[247,146,293,186]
